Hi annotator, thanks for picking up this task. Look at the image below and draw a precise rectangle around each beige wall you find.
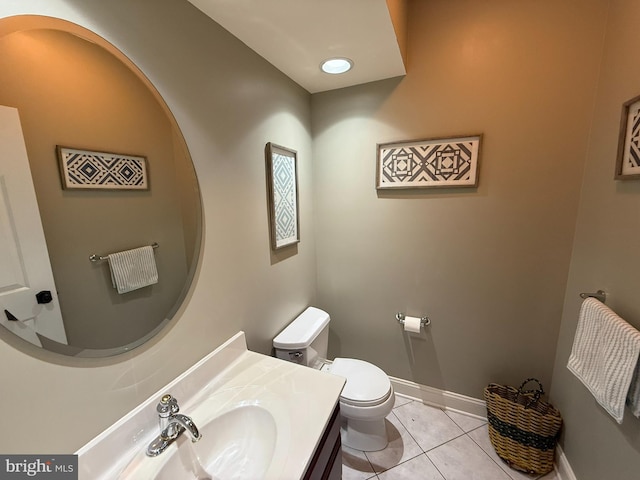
[385,0,408,69]
[312,0,607,398]
[0,0,314,453]
[3,1,639,476]
[550,0,640,478]
[0,28,193,349]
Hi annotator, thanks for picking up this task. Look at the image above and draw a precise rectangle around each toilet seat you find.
[330,358,392,407]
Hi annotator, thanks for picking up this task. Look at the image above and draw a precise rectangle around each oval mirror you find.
[0,16,201,357]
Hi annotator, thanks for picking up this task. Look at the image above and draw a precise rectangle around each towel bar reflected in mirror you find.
[89,242,159,262]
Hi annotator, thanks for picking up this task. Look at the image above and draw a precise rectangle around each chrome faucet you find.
[146,394,202,456]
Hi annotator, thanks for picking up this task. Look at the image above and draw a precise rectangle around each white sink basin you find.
[118,385,291,480]
[122,404,278,479]
[76,332,345,480]
[162,405,276,480]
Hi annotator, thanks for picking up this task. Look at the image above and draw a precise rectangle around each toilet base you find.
[341,417,388,452]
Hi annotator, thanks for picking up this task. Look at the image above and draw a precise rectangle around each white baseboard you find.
[388,376,576,480]
[555,444,577,480]
[389,375,487,419]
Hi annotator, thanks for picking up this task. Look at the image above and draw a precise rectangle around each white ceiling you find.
[186,0,406,93]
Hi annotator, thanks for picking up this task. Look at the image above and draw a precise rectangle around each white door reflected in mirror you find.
[0,105,68,347]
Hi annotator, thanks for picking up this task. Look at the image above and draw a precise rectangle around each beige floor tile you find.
[537,469,559,480]
[377,454,445,480]
[444,409,487,432]
[341,444,377,480]
[365,412,423,474]
[340,401,561,480]
[427,435,512,480]
[393,401,464,451]
[393,394,413,409]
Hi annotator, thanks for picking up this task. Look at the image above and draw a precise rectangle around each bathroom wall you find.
[550,0,640,478]
[0,0,314,453]
[3,2,637,472]
[0,28,191,349]
[385,0,408,69]
[312,0,608,398]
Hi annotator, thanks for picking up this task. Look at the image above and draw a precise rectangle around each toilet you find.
[273,306,394,451]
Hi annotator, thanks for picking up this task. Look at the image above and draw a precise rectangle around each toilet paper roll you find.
[403,315,422,333]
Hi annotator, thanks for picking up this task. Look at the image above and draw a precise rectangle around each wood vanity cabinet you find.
[303,403,342,480]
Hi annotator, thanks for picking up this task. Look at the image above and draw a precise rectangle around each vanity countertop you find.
[76,331,345,479]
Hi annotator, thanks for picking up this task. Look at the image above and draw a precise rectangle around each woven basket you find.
[483,378,562,475]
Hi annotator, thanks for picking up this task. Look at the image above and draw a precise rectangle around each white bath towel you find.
[107,245,158,294]
[567,297,640,423]
[626,360,640,418]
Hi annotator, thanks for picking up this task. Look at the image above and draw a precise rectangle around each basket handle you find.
[518,378,544,408]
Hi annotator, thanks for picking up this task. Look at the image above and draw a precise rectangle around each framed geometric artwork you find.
[615,95,640,180]
[265,142,300,250]
[376,134,482,189]
[56,146,149,190]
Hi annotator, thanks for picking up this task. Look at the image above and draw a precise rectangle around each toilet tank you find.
[273,307,330,367]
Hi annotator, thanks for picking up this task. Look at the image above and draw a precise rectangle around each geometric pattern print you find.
[59,147,148,190]
[623,103,640,175]
[380,141,474,186]
[272,153,297,245]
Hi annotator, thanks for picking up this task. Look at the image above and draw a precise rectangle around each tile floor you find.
[341,394,559,480]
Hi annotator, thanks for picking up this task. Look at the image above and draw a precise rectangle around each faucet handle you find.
[157,394,179,417]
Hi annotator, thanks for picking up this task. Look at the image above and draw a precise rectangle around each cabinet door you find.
[304,403,342,480]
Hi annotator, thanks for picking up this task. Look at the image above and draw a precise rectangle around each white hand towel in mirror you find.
[107,245,158,294]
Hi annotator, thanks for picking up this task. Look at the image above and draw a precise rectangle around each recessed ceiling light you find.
[320,57,353,75]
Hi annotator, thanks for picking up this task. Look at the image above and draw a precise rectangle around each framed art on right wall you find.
[615,94,640,180]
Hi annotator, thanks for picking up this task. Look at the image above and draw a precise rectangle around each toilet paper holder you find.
[396,312,431,327]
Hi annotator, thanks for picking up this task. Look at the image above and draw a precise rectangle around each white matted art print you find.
[265,142,299,250]
[615,95,640,180]
[57,146,148,190]
[376,135,482,189]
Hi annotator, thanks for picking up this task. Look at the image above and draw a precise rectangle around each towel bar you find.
[579,290,606,303]
[90,242,159,262]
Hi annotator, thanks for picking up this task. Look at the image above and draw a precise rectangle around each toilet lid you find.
[331,358,392,407]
